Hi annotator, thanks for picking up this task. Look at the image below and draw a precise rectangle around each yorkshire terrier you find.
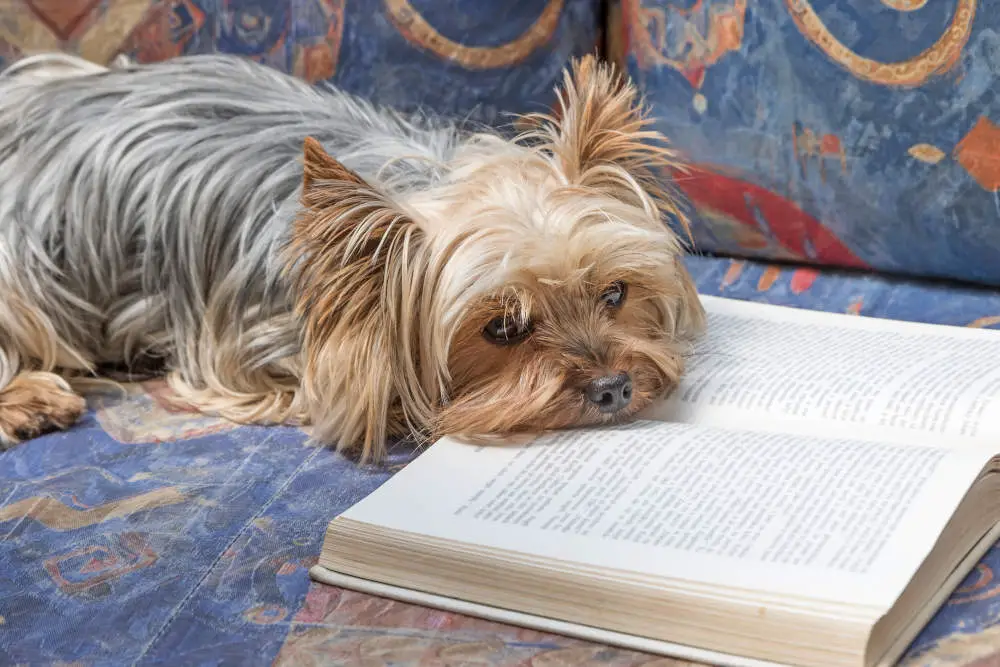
[0,52,704,460]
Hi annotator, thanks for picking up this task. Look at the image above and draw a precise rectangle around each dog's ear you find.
[286,137,430,462]
[523,55,689,234]
[301,136,365,191]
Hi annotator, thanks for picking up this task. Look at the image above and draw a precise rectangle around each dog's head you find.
[288,55,705,461]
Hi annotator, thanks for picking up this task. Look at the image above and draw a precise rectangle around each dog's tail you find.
[1,52,133,84]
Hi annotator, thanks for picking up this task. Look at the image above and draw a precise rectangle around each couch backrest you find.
[0,1,601,124]
[611,0,1000,287]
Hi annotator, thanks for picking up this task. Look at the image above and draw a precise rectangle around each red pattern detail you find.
[24,0,100,41]
[683,64,706,88]
[820,134,843,155]
[790,268,819,294]
[121,0,206,64]
[44,532,157,594]
[277,560,299,576]
[79,554,119,574]
[674,165,869,270]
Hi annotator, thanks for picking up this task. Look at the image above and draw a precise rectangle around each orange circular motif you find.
[948,564,1000,603]
[243,603,289,624]
[955,564,993,594]
[383,0,564,69]
[786,0,977,86]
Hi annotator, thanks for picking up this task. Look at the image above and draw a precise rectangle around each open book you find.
[310,295,1000,667]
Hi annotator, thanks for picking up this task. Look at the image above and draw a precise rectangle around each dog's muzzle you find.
[585,372,633,413]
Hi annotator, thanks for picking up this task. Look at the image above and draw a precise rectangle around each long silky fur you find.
[0,52,703,462]
[0,53,462,454]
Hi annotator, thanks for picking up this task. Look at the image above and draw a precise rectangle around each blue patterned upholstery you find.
[2,2,1000,666]
[0,1,600,123]
[612,0,1000,287]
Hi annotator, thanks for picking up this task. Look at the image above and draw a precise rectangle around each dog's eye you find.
[600,281,627,309]
[483,315,532,346]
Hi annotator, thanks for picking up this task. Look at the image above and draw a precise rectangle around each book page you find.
[640,296,1000,448]
[341,421,991,608]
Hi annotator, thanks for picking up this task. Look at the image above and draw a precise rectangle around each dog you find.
[0,51,705,461]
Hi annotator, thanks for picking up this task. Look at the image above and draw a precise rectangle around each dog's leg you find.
[0,371,87,446]
[0,54,116,448]
[0,298,89,448]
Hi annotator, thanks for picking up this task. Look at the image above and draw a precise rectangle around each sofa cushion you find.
[613,0,1000,288]
[688,254,1000,328]
[0,0,601,123]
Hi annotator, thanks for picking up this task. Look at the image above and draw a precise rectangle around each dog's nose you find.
[585,372,633,413]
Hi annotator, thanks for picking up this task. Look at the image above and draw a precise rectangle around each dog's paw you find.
[0,372,86,448]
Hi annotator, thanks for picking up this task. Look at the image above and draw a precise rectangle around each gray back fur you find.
[0,54,466,380]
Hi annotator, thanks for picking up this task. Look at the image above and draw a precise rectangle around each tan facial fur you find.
[289,54,705,460]
[438,263,699,439]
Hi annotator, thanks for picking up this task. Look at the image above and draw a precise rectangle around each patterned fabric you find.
[1,255,1000,666]
[0,1,601,123]
[612,0,1000,288]
[1,2,999,664]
